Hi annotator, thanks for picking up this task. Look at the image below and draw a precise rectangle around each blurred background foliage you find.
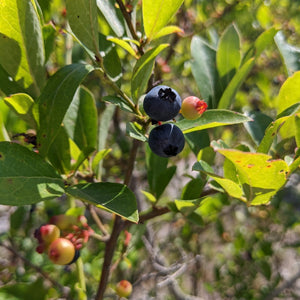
[0,0,300,299]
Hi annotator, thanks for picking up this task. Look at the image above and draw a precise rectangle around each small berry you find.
[143,85,181,122]
[116,280,132,298]
[148,124,185,158]
[180,96,207,120]
[39,224,60,245]
[48,238,75,265]
[50,214,77,230]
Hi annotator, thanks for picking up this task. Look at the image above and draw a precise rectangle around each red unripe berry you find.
[124,230,132,247]
[48,238,75,265]
[181,96,207,120]
[39,224,60,245]
[116,280,132,298]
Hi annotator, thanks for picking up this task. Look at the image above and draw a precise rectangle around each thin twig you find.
[87,205,109,237]
[0,242,69,297]
[94,138,142,300]
[264,269,300,300]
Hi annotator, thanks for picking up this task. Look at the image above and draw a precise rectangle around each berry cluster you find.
[143,86,207,158]
[34,214,93,265]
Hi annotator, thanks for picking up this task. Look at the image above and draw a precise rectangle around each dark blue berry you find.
[143,85,181,122]
[67,249,80,265]
[148,124,185,158]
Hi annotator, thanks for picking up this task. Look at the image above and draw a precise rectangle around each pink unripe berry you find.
[39,224,60,245]
[116,280,132,298]
[48,238,75,265]
[181,96,207,120]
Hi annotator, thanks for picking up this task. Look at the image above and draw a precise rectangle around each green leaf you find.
[146,145,176,199]
[66,182,138,223]
[181,177,204,200]
[42,23,56,63]
[103,95,134,113]
[64,86,97,153]
[0,141,65,205]
[184,130,210,156]
[107,37,138,58]
[257,116,289,154]
[191,36,222,108]
[0,0,45,97]
[0,278,48,300]
[126,122,147,142]
[243,27,277,63]
[152,25,184,40]
[176,109,252,133]
[275,31,300,76]
[243,110,273,145]
[192,161,245,201]
[97,104,115,179]
[289,152,300,174]
[47,126,71,174]
[276,71,300,114]
[216,24,241,87]
[91,148,112,174]
[217,58,255,109]
[96,0,125,37]
[4,93,37,128]
[99,34,122,85]
[0,63,25,95]
[66,0,99,54]
[0,111,10,142]
[37,63,94,157]
[131,44,169,102]
[218,149,289,205]
[143,0,184,40]
[141,190,157,203]
[208,174,245,200]
[295,114,300,148]
[275,71,300,138]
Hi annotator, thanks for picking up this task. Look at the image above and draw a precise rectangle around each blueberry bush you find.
[0,0,300,299]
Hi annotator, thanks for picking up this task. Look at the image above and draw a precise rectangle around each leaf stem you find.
[76,257,87,300]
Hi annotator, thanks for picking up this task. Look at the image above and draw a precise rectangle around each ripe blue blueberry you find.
[148,124,185,158]
[143,85,181,122]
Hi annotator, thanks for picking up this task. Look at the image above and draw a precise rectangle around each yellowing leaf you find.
[143,0,184,40]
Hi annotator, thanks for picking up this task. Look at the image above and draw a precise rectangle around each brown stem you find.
[94,139,141,300]
[94,215,124,300]
[115,0,144,55]
[139,206,170,223]
[88,204,109,237]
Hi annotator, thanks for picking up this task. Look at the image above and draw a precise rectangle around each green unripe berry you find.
[116,280,132,298]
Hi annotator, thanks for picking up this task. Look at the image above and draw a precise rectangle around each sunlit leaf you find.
[218,149,289,205]
[0,0,45,97]
[4,93,37,128]
[143,0,184,40]
[152,25,183,40]
[176,110,252,133]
